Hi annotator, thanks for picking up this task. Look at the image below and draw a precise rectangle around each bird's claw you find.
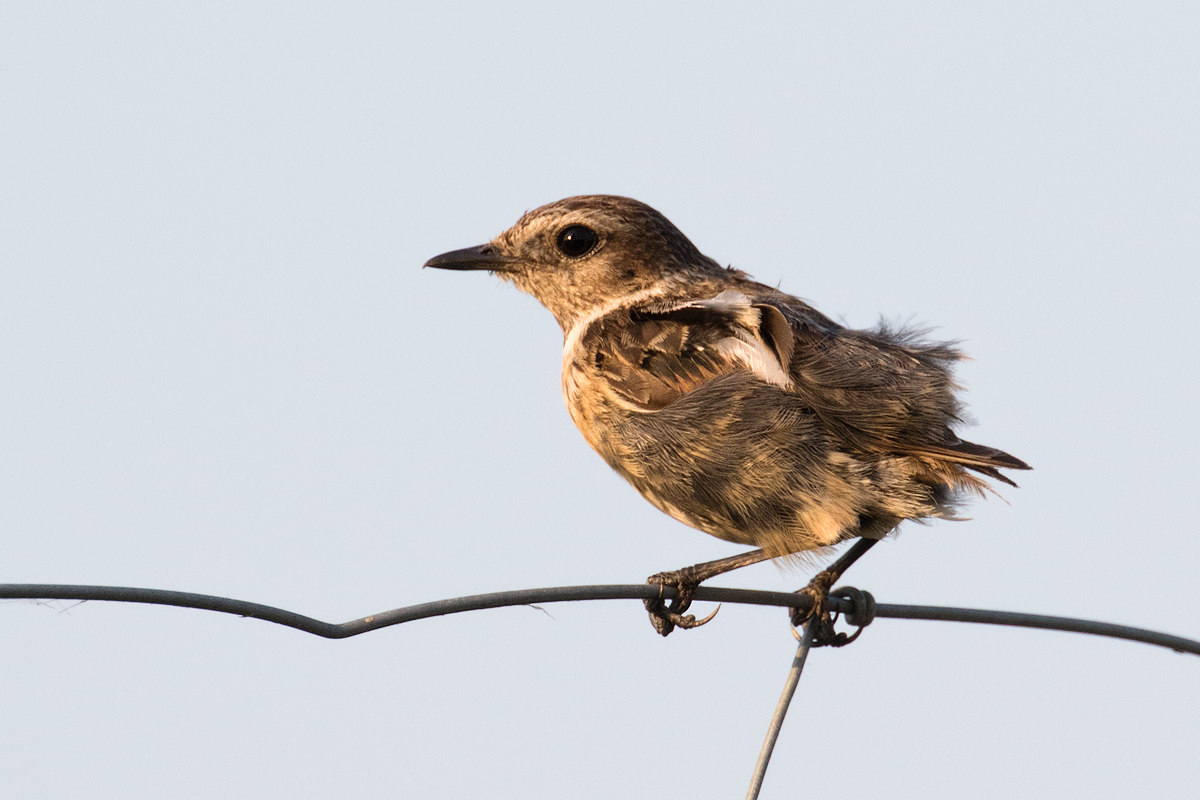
[647,604,721,636]
[644,571,719,636]
[791,573,874,648]
[790,572,839,646]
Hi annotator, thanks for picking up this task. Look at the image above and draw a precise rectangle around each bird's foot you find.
[644,570,720,637]
[791,573,876,648]
[790,570,838,645]
[789,538,880,647]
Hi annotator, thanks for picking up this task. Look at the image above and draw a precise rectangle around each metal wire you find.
[746,620,816,800]
[1,582,1197,655]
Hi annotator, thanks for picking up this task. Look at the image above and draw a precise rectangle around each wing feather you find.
[576,288,1030,486]
[581,294,792,411]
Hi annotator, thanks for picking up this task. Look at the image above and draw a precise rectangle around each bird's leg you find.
[645,549,773,636]
[791,538,879,646]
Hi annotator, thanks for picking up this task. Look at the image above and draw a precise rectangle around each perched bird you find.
[425,195,1029,637]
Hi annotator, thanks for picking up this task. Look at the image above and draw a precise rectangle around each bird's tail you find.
[912,439,1031,488]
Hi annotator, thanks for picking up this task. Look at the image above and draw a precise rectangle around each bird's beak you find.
[423,244,518,273]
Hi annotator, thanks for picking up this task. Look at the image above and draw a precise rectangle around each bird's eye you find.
[556,225,599,258]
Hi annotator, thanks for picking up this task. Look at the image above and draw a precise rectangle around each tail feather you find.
[911,437,1031,488]
[944,439,1031,471]
[964,463,1019,488]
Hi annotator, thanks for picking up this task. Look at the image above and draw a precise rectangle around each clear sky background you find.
[2,3,1197,798]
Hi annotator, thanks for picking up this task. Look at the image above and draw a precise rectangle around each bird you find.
[424,195,1029,638]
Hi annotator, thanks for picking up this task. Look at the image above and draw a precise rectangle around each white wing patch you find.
[715,335,794,390]
[563,287,796,415]
[683,291,794,390]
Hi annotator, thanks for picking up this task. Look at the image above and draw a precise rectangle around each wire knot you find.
[812,586,876,648]
[833,586,876,628]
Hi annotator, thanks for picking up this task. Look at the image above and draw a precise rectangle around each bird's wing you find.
[579,288,1031,481]
[580,290,795,412]
[779,311,1032,481]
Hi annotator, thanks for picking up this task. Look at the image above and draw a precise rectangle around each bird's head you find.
[424,195,728,330]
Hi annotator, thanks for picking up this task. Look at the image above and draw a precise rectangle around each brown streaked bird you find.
[425,195,1029,638]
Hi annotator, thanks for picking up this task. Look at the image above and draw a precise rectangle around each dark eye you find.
[556,225,599,258]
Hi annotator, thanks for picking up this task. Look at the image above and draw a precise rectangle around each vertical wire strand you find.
[745,621,816,800]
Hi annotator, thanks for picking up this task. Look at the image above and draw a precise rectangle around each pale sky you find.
[2,3,1197,798]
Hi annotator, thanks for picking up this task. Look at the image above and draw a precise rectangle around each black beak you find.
[423,244,518,272]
